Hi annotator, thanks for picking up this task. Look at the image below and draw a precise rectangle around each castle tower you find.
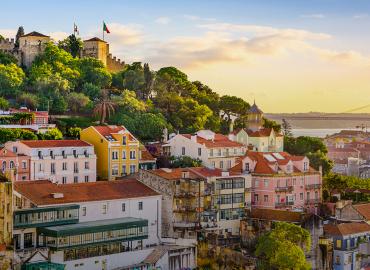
[82,37,108,66]
[18,31,50,68]
[247,101,263,131]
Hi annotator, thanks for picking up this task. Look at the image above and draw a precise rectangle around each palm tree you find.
[93,90,115,124]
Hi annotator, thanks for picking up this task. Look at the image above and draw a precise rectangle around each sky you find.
[1,0,370,113]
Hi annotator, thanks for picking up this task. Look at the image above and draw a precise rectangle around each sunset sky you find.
[1,0,370,113]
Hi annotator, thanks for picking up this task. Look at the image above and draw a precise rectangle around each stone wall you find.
[106,53,125,72]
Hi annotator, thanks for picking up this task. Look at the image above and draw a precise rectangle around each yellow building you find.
[0,173,13,247]
[80,125,140,180]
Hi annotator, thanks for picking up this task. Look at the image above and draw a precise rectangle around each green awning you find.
[14,204,80,215]
[38,217,148,237]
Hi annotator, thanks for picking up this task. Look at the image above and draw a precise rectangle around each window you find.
[62,150,66,158]
[1,161,6,171]
[303,162,308,171]
[255,179,259,187]
[300,193,303,200]
[62,162,67,171]
[73,162,78,173]
[102,204,107,214]
[336,239,342,249]
[122,151,126,159]
[38,163,43,172]
[218,149,222,156]
[264,179,269,187]
[50,150,54,159]
[82,207,86,216]
[130,151,136,159]
[335,256,340,265]
[227,160,232,169]
[210,149,213,157]
[138,201,143,210]
[182,147,185,155]
[198,148,202,156]
[244,163,249,172]
[22,161,27,169]
[254,194,259,202]
[38,151,43,159]
[74,176,78,183]
[9,161,14,169]
[122,203,126,212]
[264,195,269,202]
[24,233,33,248]
[130,165,136,174]
[211,161,215,168]
[219,161,224,169]
[84,162,89,170]
[73,150,77,158]
[51,163,55,174]
[112,151,118,160]
[112,165,119,176]
[12,146,17,153]
[62,177,67,184]
[122,136,127,145]
[84,176,89,183]
[122,165,126,175]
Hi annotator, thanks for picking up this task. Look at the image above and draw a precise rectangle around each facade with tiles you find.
[230,151,322,213]
[163,130,246,170]
[4,140,96,184]
[81,125,140,180]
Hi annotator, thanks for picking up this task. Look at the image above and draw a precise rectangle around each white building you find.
[5,140,97,184]
[163,130,246,170]
[13,179,196,270]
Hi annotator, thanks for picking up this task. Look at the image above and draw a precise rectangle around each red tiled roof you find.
[0,148,17,157]
[181,133,244,148]
[20,140,91,148]
[21,31,49,38]
[249,208,304,223]
[93,125,126,137]
[14,179,159,206]
[353,203,370,220]
[327,147,359,153]
[140,146,156,162]
[147,168,200,180]
[84,37,106,42]
[324,222,370,236]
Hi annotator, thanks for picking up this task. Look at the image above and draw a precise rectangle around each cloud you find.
[49,31,69,41]
[90,22,143,46]
[155,17,170,25]
[183,14,216,22]
[353,14,368,19]
[300,14,325,19]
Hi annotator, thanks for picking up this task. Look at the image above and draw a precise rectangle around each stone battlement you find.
[0,38,15,52]
[0,38,15,45]
[107,53,125,72]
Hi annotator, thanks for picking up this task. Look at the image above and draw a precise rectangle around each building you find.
[139,167,252,239]
[163,130,246,170]
[0,147,30,181]
[13,179,196,270]
[323,222,370,270]
[80,125,140,180]
[4,140,96,184]
[228,102,284,152]
[0,174,13,270]
[139,145,157,170]
[335,202,370,224]
[240,208,324,270]
[230,151,322,213]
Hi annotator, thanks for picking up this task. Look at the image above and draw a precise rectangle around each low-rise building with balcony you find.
[5,140,96,184]
[231,151,322,213]
[0,147,30,181]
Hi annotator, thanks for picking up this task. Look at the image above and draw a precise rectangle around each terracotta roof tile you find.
[249,208,303,223]
[147,168,200,180]
[0,148,17,157]
[353,203,370,220]
[93,125,126,137]
[20,140,91,148]
[14,179,159,206]
[84,37,106,42]
[21,31,49,38]
[181,133,244,148]
[324,222,370,236]
[140,146,156,162]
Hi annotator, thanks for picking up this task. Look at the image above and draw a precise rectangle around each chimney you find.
[181,171,190,178]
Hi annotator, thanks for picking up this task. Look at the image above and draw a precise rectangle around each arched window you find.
[9,161,15,169]
[1,161,6,171]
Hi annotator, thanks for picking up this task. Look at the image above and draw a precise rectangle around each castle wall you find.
[0,38,23,65]
[106,53,125,72]
[83,40,107,66]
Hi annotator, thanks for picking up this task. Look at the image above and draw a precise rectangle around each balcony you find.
[305,199,321,204]
[14,205,80,229]
[305,184,322,190]
[275,186,294,193]
[275,201,294,208]
[173,221,198,228]
[38,217,148,250]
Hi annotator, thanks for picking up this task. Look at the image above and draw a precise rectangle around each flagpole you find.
[103,21,104,41]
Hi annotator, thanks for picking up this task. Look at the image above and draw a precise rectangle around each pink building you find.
[0,148,30,181]
[230,151,322,213]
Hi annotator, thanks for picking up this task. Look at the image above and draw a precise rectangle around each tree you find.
[306,151,333,176]
[66,92,91,113]
[143,63,154,99]
[219,95,250,121]
[263,117,282,133]
[38,128,63,140]
[14,26,25,48]
[93,90,115,123]
[0,128,37,144]
[17,93,39,110]
[66,127,81,139]
[82,82,101,100]
[282,118,292,137]
[0,63,25,97]
[169,156,202,168]
[255,222,311,270]
[0,51,18,65]
[0,97,9,110]
[58,34,83,58]
[113,90,147,112]
[79,57,112,88]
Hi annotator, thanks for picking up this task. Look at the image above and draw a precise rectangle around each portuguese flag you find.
[103,22,110,34]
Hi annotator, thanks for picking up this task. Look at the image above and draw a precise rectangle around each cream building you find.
[5,140,96,184]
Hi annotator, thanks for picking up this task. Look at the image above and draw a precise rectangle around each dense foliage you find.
[255,222,311,270]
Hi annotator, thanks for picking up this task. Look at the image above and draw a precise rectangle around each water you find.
[291,128,360,138]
